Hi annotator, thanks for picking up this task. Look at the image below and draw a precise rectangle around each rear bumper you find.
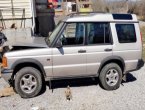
[1,68,13,83]
[136,59,144,70]
[125,59,144,73]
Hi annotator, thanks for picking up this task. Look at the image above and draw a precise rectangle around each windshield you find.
[45,22,64,46]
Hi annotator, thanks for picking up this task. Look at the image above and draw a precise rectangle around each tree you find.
[92,0,106,12]
[141,0,145,20]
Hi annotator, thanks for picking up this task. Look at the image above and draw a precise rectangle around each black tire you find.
[99,63,122,90]
[14,67,43,98]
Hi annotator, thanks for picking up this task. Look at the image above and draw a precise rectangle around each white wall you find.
[0,0,32,19]
[0,0,33,28]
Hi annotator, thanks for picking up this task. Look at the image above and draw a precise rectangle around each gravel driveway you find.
[0,66,145,110]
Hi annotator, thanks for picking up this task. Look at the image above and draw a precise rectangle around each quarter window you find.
[116,24,136,43]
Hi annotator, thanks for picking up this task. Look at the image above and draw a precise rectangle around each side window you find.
[60,23,85,46]
[116,24,136,43]
[87,23,111,44]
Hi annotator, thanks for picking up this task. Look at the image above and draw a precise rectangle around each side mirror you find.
[55,39,62,48]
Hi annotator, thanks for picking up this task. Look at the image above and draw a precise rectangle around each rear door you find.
[86,22,113,75]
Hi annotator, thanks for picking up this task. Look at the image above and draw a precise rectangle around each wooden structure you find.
[48,0,93,15]
[76,0,93,12]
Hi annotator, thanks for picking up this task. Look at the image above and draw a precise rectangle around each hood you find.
[4,37,51,57]
[6,37,48,51]
[12,37,48,48]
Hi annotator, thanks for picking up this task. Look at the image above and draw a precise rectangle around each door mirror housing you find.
[55,39,63,48]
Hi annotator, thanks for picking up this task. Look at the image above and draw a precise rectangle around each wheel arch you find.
[98,56,125,75]
[11,58,46,79]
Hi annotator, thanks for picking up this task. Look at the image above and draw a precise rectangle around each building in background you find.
[0,0,92,39]
[0,0,55,38]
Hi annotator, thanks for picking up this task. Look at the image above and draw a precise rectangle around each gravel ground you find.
[0,66,145,110]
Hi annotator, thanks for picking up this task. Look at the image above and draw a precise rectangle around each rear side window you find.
[116,24,136,43]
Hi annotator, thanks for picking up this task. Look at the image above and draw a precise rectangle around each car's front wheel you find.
[99,63,122,90]
[14,67,43,98]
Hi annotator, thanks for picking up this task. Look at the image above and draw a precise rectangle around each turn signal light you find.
[2,56,7,67]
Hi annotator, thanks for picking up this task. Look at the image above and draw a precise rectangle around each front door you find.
[52,22,87,77]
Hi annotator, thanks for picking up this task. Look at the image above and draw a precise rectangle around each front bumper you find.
[1,68,13,83]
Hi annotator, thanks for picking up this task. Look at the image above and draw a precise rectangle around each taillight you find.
[2,56,7,67]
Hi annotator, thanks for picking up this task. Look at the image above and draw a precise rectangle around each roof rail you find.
[67,11,106,17]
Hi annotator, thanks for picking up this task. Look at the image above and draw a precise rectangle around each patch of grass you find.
[141,26,145,42]
[143,48,145,61]
[141,26,145,61]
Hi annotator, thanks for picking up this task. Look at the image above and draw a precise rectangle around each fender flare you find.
[11,58,46,76]
[98,56,125,74]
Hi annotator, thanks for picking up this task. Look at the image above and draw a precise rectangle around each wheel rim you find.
[106,69,119,87]
[20,74,37,94]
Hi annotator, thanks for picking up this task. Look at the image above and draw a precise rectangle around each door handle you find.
[104,48,112,52]
[78,50,86,53]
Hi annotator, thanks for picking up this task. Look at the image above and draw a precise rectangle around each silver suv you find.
[1,13,144,98]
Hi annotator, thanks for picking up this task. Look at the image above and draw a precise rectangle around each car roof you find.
[63,13,138,23]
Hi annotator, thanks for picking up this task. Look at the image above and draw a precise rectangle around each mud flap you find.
[49,78,53,93]
[122,74,127,82]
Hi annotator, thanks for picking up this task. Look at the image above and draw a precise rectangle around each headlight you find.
[2,56,7,67]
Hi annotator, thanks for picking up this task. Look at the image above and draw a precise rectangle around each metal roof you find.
[63,13,138,23]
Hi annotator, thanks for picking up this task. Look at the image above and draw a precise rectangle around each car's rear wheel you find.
[14,67,42,98]
[99,63,122,90]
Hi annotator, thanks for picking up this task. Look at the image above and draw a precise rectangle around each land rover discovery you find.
[1,13,144,98]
